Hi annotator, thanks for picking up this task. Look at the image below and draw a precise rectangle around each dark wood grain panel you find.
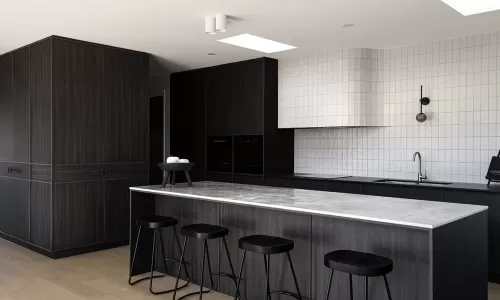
[30,164,52,182]
[0,162,30,179]
[233,59,263,135]
[103,162,149,180]
[53,181,104,250]
[219,203,311,300]
[0,53,13,162]
[30,181,52,250]
[30,39,52,164]
[130,191,155,276]
[54,80,104,164]
[103,178,149,242]
[54,164,105,182]
[103,85,148,163]
[53,38,104,84]
[206,65,234,136]
[433,211,488,300]
[154,196,220,287]
[0,177,30,241]
[12,47,30,163]
[311,216,431,300]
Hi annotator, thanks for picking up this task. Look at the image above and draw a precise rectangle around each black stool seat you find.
[324,250,393,277]
[239,235,294,255]
[136,216,178,229]
[181,223,229,240]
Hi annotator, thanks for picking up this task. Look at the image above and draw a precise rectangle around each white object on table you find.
[166,156,180,163]
[179,159,190,163]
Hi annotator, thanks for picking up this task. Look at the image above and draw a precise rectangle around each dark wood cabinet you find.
[233,60,263,135]
[0,53,13,162]
[53,181,105,250]
[363,183,442,202]
[104,178,149,242]
[171,57,294,183]
[206,65,234,136]
[0,177,29,241]
[291,178,330,191]
[0,36,149,258]
[265,176,291,188]
[443,190,500,278]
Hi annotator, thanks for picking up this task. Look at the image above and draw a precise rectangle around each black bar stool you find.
[234,235,303,300]
[324,250,393,300]
[173,223,239,300]
[129,216,190,295]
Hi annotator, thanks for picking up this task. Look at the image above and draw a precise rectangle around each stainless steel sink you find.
[374,179,452,186]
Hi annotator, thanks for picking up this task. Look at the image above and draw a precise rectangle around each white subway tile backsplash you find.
[286,31,500,184]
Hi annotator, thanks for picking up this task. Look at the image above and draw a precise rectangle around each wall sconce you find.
[416,85,430,123]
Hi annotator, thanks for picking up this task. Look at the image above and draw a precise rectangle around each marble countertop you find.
[130,181,487,230]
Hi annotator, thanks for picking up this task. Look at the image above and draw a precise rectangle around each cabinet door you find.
[103,177,149,242]
[0,177,29,241]
[171,71,206,169]
[233,60,263,135]
[12,48,30,163]
[103,85,148,162]
[443,190,500,276]
[54,81,104,164]
[53,181,104,250]
[0,53,13,161]
[206,66,233,136]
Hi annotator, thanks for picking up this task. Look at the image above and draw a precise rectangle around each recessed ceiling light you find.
[441,0,500,16]
[208,53,216,56]
[342,24,355,28]
[218,34,296,54]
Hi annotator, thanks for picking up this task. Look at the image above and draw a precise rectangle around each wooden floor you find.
[0,238,499,300]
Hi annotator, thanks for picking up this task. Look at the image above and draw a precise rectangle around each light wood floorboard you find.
[0,238,499,299]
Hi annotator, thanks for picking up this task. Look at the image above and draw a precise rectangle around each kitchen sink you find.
[374,179,452,186]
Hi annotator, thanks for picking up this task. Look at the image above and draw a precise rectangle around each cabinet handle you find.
[7,167,12,173]
[100,168,105,176]
[107,168,113,176]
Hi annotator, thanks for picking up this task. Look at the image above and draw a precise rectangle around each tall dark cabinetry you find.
[171,58,294,183]
[0,36,149,258]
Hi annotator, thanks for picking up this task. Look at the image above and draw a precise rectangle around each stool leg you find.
[286,252,302,300]
[204,240,215,290]
[233,250,247,300]
[365,277,368,300]
[325,269,334,300]
[173,237,188,300]
[173,226,191,282]
[149,229,158,293]
[383,275,393,300]
[222,237,240,299]
[199,242,207,300]
[158,228,169,275]
[263,254,270,300]
[349,274,353,300]
[128,225,142,285]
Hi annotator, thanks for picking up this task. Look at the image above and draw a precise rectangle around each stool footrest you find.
[269,290,302,300]
[211,272,238,282]
[129,274,165,286]
[176,289,211,300]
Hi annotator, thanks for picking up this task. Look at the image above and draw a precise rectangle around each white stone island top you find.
[130,181,488,230]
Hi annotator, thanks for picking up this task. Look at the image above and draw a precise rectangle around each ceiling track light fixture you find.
[205,14,227,34]
[205,16,216,35]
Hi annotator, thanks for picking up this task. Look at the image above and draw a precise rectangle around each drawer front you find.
[291,178,329,191]
[31,164,52,182]
[265,177,291,188]
[54,164,106,182]
[0,162,30,180]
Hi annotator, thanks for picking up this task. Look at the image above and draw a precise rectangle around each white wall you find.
[283,31,500,184]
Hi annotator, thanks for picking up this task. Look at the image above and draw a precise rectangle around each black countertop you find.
[268,173,500,194]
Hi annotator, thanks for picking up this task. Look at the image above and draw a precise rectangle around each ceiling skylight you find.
[441,0,500,16]
[218,34,296,54]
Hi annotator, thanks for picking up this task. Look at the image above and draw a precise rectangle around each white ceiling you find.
[2,0,500,73]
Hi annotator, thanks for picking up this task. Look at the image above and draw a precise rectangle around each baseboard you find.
[489,273,500,284]
[0,231,54,258]
[51,239,130,259]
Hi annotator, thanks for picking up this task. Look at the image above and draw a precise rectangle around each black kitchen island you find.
[130,182,488,300]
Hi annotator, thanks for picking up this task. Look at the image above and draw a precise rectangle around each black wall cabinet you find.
[0,36,149,258]
[170,57,294,182]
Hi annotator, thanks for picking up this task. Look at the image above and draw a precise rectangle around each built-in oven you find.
[234,135,263,175]
[207,136,233,173]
